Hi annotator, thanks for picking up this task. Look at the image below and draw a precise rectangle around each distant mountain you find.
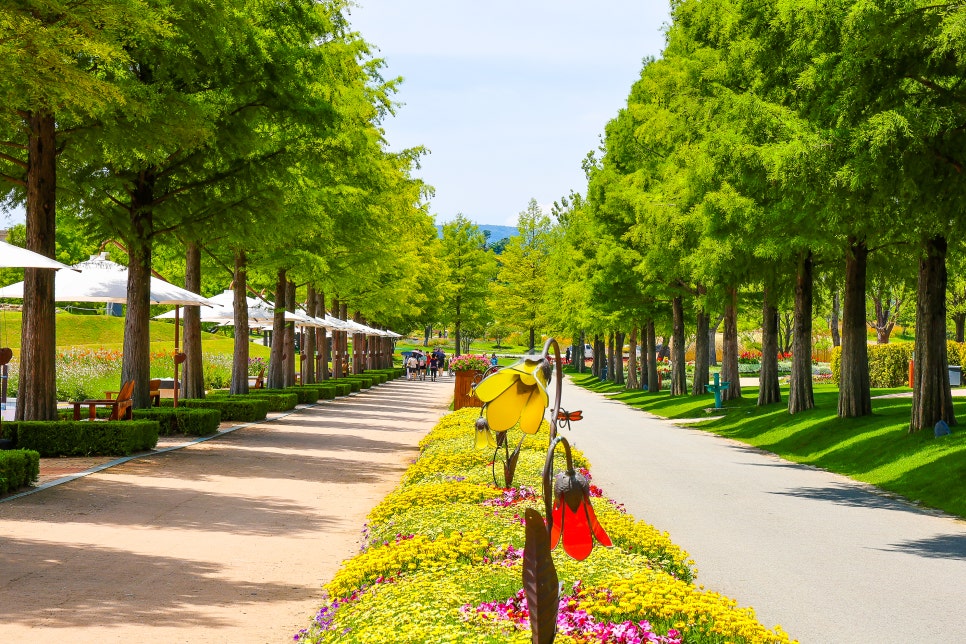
[436,224,518,244]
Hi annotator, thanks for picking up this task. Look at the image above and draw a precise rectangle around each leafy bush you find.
[947,341,963,367]
[0,449,40,494]
[831,343,913,388]
[330,378,361,393]
[132,408,220,436]
[3,420,159,457]
[317,384,338,400]
[868,343,914,388]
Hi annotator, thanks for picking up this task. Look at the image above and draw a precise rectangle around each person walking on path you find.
[0,376,454,643]
[557,377,966,644]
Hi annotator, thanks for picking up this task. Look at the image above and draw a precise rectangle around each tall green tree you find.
[438,215,496,356]
[494,199,553,351]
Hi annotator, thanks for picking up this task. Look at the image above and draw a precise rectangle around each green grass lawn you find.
[569,372,966,520]
[0,310,270,357]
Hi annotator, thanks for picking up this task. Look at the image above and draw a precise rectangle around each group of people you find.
[405,348,447,382]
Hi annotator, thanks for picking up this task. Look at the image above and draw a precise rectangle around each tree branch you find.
[0,151,28,169]
[0,173,27,188]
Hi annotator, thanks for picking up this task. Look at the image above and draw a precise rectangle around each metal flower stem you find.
[540,337,567,530]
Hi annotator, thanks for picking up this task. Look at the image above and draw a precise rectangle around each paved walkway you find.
[0,375,453,643]
[559,378,966,643]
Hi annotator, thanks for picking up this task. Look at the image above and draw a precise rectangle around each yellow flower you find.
[472,357,550,434]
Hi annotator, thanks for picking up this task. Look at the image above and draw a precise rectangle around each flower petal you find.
[585,499,612,548]
[474,369,517,402]
[485,379,531,432]
[560,499,594,561]
[518,386,547,434]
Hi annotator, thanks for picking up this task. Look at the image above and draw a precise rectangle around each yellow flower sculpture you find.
[473,357,551,434]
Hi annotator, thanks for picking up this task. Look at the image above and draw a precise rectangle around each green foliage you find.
[2,420,159,457]
[830,346,842,385]
[207,391,298,412]
[867,343,913,388]
[570,374,966,519]
[0,449,40,494]
[947,341,963,367]
[132,408,220,436]
[177,398,269,422]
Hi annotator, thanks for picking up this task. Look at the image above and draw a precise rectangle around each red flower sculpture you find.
[549,468,612,561]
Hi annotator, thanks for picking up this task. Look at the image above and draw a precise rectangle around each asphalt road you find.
[558,377,966,644]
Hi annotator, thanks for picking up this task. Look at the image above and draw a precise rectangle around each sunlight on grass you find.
[569,373,966,519]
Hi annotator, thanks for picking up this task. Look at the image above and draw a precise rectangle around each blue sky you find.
[1,2,672,229]
[350,1,672,225]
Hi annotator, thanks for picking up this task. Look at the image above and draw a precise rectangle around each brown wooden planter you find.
[454,370,484,410]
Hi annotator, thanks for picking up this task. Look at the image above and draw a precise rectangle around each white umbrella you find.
[0,253,216,306]
[0,240,78,270]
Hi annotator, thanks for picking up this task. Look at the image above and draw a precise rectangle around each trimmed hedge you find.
[0,449,40,494]
[316,384,338,400]
[132,408,221,436]
[2,420,160,457]
[179,397,269,422]
[331,379,361,393]
[831,342,914,388]
[207,391,298,412]
[274,386,320,404]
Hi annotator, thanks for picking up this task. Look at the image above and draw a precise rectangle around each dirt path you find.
[0,375,453,643]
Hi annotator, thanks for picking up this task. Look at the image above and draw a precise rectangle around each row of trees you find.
[564,0,966,432]
[430,1,966,434]
[1,1,437,419]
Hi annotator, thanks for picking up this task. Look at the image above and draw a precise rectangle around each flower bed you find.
[296,408,794,643]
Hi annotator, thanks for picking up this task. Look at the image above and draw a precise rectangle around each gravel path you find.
[0,375,452,643]
[558,377,966,644]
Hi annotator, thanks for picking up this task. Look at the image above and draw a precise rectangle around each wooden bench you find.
[105,378,160,407]
[73,379,134,421]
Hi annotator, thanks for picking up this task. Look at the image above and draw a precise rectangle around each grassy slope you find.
[0,311,270,357]
[570,373,966,520]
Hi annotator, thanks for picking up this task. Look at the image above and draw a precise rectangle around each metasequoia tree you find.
[0,2,165,419]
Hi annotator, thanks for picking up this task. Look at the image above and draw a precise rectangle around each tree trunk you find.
[615,330,625,385]
[758,287,782,406]
[577,330,586,373]
[692,308,709,396]
[267,269,287,389]
[121,174,155,409]
[304,286,317,385]
[182,242,205,399]
[339,300,349,375]
[591,334,600,377]
[423,325,431,347]
[830,290,841,347]
[627,326,639,389]
[230,251,250,395]
[788,251,815,414]
[284,280,297,387]
[721,288,742,402]
[911,236,956,432]
[354,310,365,374]
[646,320,659,392]
[454,297,462,358]
[954,314,965,343]
[317,291,329,381]
[606,332,614,382]
[332,297,343,378]
[838,239,872,417]
[671,297,687,396]
[709,314,723,367]
[529,327,535,353]
[16,110,58,420]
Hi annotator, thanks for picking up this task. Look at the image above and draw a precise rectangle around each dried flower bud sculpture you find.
[470,339,610,644]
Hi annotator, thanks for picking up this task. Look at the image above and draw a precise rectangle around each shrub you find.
[0,449,40,494]
[947,341,963,367]
[3,420,159,457]
[830,346,842,385]
[208,390,297,412]
[868,343,914,388]
[132,408,220,436]
[317,385,337,400]
[180,398,269,422]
